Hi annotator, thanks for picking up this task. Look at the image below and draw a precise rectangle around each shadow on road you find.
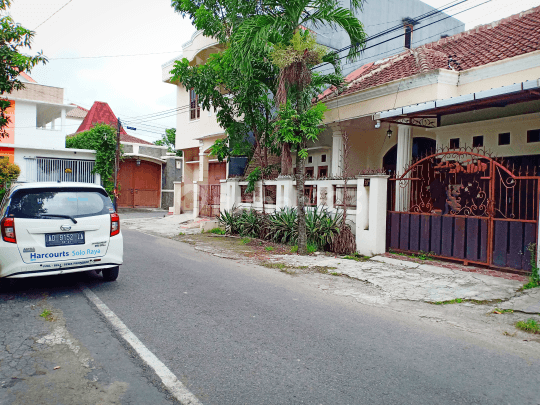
[0,271,114,299]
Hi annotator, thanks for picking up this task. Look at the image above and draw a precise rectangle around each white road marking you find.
[81,287,202,405]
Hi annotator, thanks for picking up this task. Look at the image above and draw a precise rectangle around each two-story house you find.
[161,0,465,217]
[0,74,99,184]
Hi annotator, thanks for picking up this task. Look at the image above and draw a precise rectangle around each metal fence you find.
[25,158,97,183]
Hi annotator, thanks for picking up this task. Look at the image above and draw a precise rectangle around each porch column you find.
[330,123,344,177]
[60,108,66,136]
[395,124,413,211]
[199,154,208,182]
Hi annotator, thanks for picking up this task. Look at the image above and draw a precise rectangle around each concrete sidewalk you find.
[271,254,523,304]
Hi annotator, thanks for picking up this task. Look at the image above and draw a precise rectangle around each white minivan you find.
[0,182,123,281]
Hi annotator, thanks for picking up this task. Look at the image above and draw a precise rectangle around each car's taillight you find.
[110,213,120,236]
[1,217,16,243]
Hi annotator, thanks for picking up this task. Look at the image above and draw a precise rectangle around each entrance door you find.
[133,160,161,207]
[387,150,540,273]
[117,160,135,207]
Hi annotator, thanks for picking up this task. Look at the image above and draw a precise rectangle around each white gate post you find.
[356,175,389,256]
[193,181,199,219]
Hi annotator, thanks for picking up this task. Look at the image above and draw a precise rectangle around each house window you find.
[318,166,328,178]
[527,129,540,143]
[305,167,314,178]
[404,25,413,49]
[308,156,313,164]
[305,185,317,206]
[472,136,484,148]
[450,138,460,149]
[499,132,510,145]
[190,88,200,120]
[321,154,327,163]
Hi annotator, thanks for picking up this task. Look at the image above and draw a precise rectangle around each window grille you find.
[333,185,357,209]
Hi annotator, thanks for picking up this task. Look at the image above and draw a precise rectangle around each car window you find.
[7,188,115,219]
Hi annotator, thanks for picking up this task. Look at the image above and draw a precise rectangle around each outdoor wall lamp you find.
[136,158,141,166]
[375,120,381,129]
[386,128,393,138]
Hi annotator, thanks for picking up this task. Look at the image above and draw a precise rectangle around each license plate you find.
[45,231,85,247]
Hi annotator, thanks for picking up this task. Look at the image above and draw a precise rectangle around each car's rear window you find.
[7,188,115,219]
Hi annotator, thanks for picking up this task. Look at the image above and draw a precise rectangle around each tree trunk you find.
[296,141,307,255]
[281,143,293,175]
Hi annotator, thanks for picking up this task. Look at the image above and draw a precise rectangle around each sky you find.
[7,0,540,143]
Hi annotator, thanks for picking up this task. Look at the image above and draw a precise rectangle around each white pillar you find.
[60,108,66,136]
[330,123,344,177]
[193,181,199,219]
[356,175,389,256]
[395,124,412,212]
[173,181,182,215]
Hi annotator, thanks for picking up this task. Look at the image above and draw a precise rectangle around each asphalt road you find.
[79,229,539,405]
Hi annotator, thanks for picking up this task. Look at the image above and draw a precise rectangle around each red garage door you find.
[117,160,161,208]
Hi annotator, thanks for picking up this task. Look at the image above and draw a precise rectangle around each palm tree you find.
[230,0,366,255]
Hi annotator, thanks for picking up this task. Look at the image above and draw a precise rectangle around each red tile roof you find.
[66,104,88,119]
[320,6,540,101]
[76,101,153,145]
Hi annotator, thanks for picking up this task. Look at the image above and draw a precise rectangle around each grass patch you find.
[280,268,297,276]
[240,237,251,245]
[307,243,317,254]
[431,298,503,305]
[432,298,463,305]
[515,318,540,334]
[261,262,286,270]
[265,246,274,252]
[343,252,370,262]
[523,243,540,290]
[290,245,298,253]
[389,249,435,261]
[330,272,341,276]
[208,228,226,235]
[178,232,185,236]
[492,308,514,314]
[39,309,54,321]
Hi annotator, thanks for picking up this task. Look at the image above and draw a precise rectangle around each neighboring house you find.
[161,0,463,216]
[0,74,99,184]
[73,101,182,210]
[219,6,540,274]
[65,103,89,130]
[311,0,464,76]
[162,31,226,215]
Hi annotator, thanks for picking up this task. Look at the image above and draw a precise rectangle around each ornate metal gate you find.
[387,149,540,273]
[199,185,221,217]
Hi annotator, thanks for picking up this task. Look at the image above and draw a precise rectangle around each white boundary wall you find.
[220,175,389,256]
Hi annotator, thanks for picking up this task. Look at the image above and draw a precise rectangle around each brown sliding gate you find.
[199,185,221,217]
[387,150,540,273]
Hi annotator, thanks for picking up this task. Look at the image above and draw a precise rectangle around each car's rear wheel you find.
[102,266,119,282]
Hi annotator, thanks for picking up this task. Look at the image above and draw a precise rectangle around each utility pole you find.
[114,117,121,210]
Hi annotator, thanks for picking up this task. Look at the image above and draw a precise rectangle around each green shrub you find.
[265,246,274,252]
[523,243,540,289]
[307,243,317,254]
[290,245,298,253]
[217,209,241,234]
[305,207,343,250]
[238,209,264,238]
[268,207,298,244]
[209,228,225,235]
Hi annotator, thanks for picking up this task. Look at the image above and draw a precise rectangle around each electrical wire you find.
[34,0,75,30]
